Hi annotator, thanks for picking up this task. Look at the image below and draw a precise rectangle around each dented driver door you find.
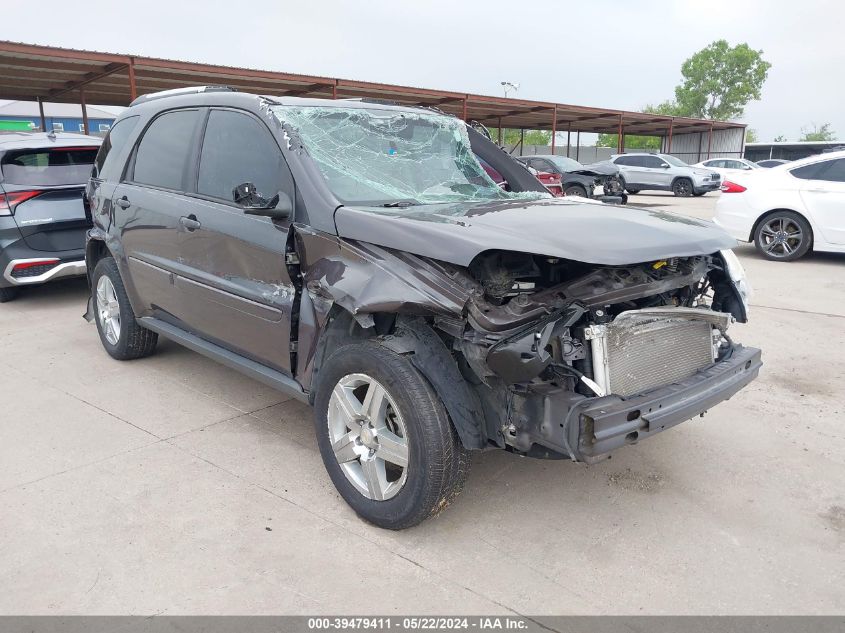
[173,108,297,374]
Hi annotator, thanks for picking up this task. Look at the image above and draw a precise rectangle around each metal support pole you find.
[667,118,674,153]
[462,98,468,122]
[551,105,557,155]
[576,131,580,161]
[332,81,337,100]
[497,117,502,146]
[128,57,137,101]
[707,122,714,159]
[519,128,525,156]
[566,124,571,158]
[617,114,624,154]
[80,89,89,135]
[37,97,46,132]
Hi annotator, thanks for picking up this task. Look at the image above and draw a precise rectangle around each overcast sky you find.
[1,0,841,142]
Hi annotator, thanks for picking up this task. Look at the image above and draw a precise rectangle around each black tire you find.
[753,211,812,262]
[564,185,588,198]
[0,286,19,303]
[626,188,640,194]
[672,178,693,197]
[92,257,158,360]
[314,340,470,530]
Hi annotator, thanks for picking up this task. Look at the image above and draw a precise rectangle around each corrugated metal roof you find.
[0,40,745,137]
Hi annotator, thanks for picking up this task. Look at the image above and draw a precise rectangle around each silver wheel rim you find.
[760,217,803,258]
[96,275,121,346]
[327,373,409,501]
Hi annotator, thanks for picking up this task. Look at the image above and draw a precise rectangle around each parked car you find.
[756,159,790,168]
[694,157,759,178]
[86,88,761,529]
[611,152,721,197]
[0,131,101,302]
[529,168,564,196]
[517,154,626,202]
[714,150,845,261]
[479,156,563,196]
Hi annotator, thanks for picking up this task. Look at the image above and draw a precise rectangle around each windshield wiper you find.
[380,201,416,208]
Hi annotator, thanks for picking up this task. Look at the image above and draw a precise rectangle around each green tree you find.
[745,128,758,143]
[595,102,675,150]
[773,135,787,142]
[487,128,551,146]
[799,123,836,142]
[674,40,771,120]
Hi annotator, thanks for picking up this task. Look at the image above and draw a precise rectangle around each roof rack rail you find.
[340,97,399,106]
[130,85,237,107]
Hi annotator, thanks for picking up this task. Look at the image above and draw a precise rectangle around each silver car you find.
[611,152,721,197]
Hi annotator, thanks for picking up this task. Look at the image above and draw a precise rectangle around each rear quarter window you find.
[93,115,140,181]
[0,147,99,186]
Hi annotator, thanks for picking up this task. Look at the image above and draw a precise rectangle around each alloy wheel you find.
[760,216,804,258]
[96,275,121,345]
[674,180,692,196]
[327,373,409,501]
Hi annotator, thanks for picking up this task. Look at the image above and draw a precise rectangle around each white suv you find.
[611,153,721,197]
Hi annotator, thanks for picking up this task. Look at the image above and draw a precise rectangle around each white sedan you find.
[714,150,845,261]
[694,157,760,178]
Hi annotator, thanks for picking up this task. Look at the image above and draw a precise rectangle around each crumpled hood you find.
[567,161,620,178]
[334,197,737,267]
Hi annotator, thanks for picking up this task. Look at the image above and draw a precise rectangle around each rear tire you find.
[672,178,693,197]
[0,286,19,303]
[753,211,812,262]
[92,257,158,360]
[314,340,470,530]
[564,185,588,198]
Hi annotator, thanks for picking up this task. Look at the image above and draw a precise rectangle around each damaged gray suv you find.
[85,87,761,529]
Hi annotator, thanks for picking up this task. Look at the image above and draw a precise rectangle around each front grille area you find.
[10,262,59,278]
[594,312,716,397]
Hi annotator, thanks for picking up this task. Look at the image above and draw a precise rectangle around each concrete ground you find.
[1,192,843,615]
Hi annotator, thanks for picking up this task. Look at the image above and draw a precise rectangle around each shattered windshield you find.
[271,105,549,206]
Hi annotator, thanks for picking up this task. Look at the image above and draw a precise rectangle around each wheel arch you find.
[308,308,486,450]
[750,208,815,247]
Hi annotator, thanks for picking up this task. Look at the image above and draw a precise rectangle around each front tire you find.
[314,340,470,530]
[92,257,158,360]
[564,185,588,198]
[673,178,693,197]
[754,211,812,261]
[626,188,640,194]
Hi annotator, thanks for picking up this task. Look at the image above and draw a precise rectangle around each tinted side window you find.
[642,156,665,168]
[791,161,829,180]
[793,158,845,183]
[614,156,634,166]
[197,109,291,203]
[131,109,200,190]
[94,115,139,180]
[819,159,845,182]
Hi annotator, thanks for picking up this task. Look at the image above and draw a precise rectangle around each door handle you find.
[179,215,201,231]
[115,196,131,209]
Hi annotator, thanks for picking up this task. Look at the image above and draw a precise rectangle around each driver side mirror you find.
[233,182,292,220]
[659,163,670,168]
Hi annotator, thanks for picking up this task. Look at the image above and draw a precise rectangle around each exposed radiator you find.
[585,308,726,397]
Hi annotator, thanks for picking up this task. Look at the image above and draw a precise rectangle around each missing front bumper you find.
[517,345,761,462]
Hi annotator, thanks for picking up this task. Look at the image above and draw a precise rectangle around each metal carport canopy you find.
[0,40,744,138]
